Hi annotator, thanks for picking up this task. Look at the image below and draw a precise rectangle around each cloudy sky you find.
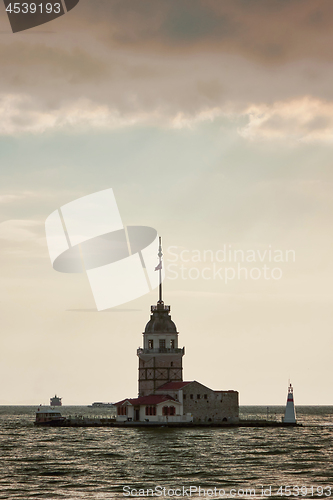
[0,0,332,405]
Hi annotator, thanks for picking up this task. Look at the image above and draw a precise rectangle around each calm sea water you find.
[0,406,332,500]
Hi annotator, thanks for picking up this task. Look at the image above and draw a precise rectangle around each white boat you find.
[35,406,65,425]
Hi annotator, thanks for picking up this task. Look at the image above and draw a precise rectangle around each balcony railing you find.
[151,305,170,312]
[137,347,185,355]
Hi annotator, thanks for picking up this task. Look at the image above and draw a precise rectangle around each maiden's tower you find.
[115,239,239,424]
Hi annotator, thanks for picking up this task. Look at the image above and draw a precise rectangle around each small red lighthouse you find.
[283,383,296,423]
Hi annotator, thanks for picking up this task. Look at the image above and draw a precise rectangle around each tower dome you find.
[144,303,177,333]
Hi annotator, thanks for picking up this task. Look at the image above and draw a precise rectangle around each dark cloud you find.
[69,0,333,63]
[3,0,333,64]
[1,0,333,136]
[0,42,108,85]
[158,1,233,42]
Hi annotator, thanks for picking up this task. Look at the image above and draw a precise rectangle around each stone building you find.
[114,239,239,424]
[155,381,238,423]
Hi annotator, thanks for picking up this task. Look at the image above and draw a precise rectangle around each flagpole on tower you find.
[158,236,163,304]
[154,236,163,304]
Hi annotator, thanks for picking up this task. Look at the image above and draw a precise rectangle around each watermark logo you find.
[166,245,295,283]
[45,188,164,310]
[3,0,80,33]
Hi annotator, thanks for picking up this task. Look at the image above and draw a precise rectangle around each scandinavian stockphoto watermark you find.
[45,188,164,310]
[45,189,295,310]
[165,245,296,283]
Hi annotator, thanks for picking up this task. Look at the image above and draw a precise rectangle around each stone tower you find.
[137,238,185,397]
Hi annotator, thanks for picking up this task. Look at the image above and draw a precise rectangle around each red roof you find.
[114,394,177,406]
[155,381,193,391]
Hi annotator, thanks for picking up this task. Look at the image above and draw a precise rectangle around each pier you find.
[35,415,301,428]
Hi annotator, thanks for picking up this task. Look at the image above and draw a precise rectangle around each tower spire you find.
[158,236,163,304]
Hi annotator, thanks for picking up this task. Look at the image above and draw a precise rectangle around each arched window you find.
[118,406,127,416]
[146,406,157,416]
[162,406,175,416]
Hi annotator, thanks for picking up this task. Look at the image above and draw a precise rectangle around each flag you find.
[155,262,162,271]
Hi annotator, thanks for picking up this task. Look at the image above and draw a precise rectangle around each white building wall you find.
[116,401,184,422]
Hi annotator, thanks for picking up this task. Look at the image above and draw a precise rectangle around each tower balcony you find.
[137,347,185,355]
[151,304,170,312]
